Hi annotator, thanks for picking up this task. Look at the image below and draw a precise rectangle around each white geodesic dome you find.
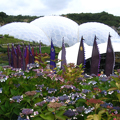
[79,22,120,46]
[0,22,50,45]
[0,17,120,47]
[30,16,79,47]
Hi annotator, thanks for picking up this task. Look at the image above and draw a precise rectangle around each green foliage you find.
[1,62,120,119]
[59,63,84,83]
[64,11,120,27]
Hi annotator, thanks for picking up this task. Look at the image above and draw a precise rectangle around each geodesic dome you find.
[0,22,50,45]
[30,16,79,47]
[79,22,120,46]
[0,16,120,47]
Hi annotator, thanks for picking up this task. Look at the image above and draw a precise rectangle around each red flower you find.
[93,87,101,92]
[87,98,104,105]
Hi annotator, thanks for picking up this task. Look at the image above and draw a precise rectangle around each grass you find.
[0,34,62,66]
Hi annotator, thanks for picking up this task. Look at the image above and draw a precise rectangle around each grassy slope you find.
[0,35,62,66]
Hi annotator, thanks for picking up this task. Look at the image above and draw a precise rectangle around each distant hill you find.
[0,11,120,34]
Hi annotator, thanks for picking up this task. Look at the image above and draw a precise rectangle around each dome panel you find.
[0,22,50,45]
[30,16,79,47]
[79,22,120,46]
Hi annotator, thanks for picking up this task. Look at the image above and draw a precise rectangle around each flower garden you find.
[0,54,120,120]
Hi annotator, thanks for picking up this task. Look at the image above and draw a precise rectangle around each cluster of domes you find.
[0,16,120,47]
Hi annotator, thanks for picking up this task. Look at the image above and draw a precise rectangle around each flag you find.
[50,39,56,70]
[32,47,35,63]
[77,36,85,68]
[22,42,26,71]
[29,44,33,64]
[39,41,41,54]
[61,37,66,70]
[17,45,22,68]
[12,44,17,68]
[90,35,100,75]
[11,49,13,67]
[16,46,19,68]
[35,48,38,56]
[24,46,29,68]
[39,41,42,64]
[105,34,115,76]
[7,44,10,66]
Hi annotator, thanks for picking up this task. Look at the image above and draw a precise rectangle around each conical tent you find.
[105,34,115,76]
[77,36,85,68]
[90,35,100,75]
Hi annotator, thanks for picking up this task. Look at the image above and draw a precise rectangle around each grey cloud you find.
[42,0,72,10]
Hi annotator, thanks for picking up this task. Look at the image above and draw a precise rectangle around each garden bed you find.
[0,64,120,120]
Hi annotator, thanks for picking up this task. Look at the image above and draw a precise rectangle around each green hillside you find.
[0,11,120,27]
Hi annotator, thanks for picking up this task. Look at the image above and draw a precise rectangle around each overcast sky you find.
[0,0,120,16]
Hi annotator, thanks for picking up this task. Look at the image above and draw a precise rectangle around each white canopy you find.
[57,41,120,67]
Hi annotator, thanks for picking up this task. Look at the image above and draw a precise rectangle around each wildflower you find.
[117,69,120,73]
[14,84,20,88]
[112,113,120,117]
[88,81,97,85]
[12,95,23,100]
[22,108,33,115]
[90,74,97,77]
[59,95,69,101]
[82,89,91,94]
[76,107,85,113]
[84,107,94,114]
[35,101,46,107]
[47,102,63,109]
[93,87,101,92]
[17,115,26,120]
[100,102,113,108]
[63,110,75,117]
[77,77,84,82]
[86,98,104,105]
[48,88,57,92]
[108,90,114,94]
[100,90,107,96]
[113,106,120,111]
[99,77,108,82]
[0,88,2,93]
[25,91,37,96]
[34,111,39,115]
[10,95,23,103]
